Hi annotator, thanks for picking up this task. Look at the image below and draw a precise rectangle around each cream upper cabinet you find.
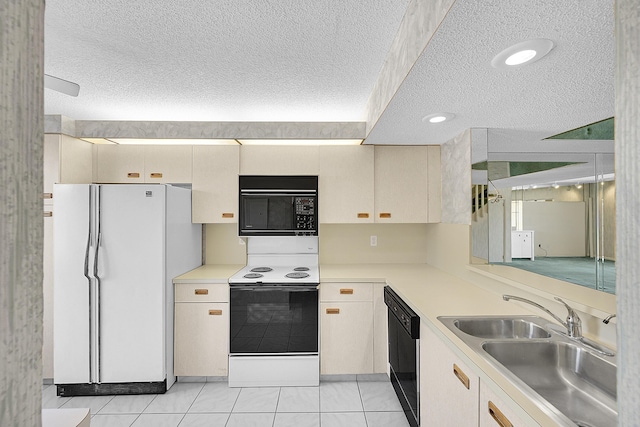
[96,145,192,183]
[240,145,319,175]
[318,145,374,223]
[143,145,193,183]
[374,146,441,223]
[96,145,145,183]
[192,145,239,223]
[420,323,480,427]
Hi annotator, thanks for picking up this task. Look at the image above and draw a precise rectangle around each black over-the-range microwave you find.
[238,175,318,236]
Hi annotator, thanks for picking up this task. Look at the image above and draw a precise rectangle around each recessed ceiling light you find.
[422,112,455,124]
[491,39,555,69]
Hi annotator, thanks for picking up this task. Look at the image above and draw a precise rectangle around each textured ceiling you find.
[44,0,409,121]
[44,0,615,147]
[365,0,615,145]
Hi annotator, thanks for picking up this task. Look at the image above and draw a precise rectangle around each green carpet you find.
[494,257,615,294]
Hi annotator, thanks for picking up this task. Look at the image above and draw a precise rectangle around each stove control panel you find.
[295,197,316,231]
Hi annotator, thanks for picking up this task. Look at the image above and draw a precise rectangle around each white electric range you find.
[228,236,320,387]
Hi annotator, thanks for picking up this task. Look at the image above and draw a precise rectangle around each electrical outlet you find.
[370,235,377,247]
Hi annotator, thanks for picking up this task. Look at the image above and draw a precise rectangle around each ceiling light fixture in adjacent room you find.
[491,39,555,68]
[422,112,455,124]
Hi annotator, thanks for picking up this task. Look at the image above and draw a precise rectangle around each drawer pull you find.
[453,363,470,389]
[208,309,222,316]
[339,288,354,295]
[149,173,163,179]
[44,211,53,217]
[326,308,340,314]
[379,212,391,218]
[43,192,53,199]
[488,401,513,427]
[194,289,209,295]
[357,213,369,218]
[222,213,234,218]
[127,172,140,178]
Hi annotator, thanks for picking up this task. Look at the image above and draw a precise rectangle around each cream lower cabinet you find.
[479,382,527,427]
[174,283,229,377]
[420,323,479,426]
[421,323,530,427]
[320,282,387,375]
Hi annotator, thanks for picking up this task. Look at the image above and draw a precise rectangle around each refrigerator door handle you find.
[94,186,103,383]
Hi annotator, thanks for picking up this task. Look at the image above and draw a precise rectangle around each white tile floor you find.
[42,377,411,427]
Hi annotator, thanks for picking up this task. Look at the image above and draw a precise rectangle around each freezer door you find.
[53,184,92,384]
[97,185,166,383]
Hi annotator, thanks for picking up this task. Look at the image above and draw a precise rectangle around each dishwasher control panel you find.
[384,286,419,338]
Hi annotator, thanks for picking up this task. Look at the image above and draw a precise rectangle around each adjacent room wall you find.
[523,201,586,257]
[1,1,45,426]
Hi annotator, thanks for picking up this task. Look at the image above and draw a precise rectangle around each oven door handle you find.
[231,285,317,292]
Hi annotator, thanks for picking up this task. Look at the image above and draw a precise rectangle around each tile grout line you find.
[356,379,370,427]
[176,382,207,426]
[271,387,282,427]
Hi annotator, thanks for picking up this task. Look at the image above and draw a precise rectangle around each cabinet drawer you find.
[175,283,229,303]
[320,282,373,302]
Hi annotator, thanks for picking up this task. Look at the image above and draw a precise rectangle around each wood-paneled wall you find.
[1,1,45,426]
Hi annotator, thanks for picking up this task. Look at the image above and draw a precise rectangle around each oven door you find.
[230,285,319,355]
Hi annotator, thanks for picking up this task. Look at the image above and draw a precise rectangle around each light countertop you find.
[173,262,575,426]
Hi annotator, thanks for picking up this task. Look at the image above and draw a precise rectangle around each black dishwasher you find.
[384,286,420,427]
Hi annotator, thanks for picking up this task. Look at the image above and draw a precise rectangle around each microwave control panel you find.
[294,197,316,231]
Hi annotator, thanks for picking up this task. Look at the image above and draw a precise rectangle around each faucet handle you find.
[554,297,582,338]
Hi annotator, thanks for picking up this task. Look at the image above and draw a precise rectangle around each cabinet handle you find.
[43,192,53,199]
[194,289,209,295]
[208,309,222,316]
[379,212,391,218]
[149,173,163,179]
[44,211,53,217]
[222,213,234,218]
[453,364,470,389]
[339,288,354,295]
[127,172,140,178]
[488,401,513,427]
[357,213,369,218]
[326,308,340,314]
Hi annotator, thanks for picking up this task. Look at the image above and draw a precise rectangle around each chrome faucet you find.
[503,295,582,339]
[603,314,616,324]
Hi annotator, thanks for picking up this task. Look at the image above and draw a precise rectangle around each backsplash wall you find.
[204,223,429,265]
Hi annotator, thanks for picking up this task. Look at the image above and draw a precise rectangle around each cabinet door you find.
[374,146,429,223]
[318,145,374,223]
[479,381,528,427]
[372,283,388,374]
[59,135,93,184]
[240,145,319,175]
[144,145,192,183]
[420,324,479,427]
[320,301,373,374]
[96,145,145,183]
[192,145,239,223]
[174,302,229,377]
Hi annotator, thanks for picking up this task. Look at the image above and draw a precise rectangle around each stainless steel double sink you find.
[438,315,617,427]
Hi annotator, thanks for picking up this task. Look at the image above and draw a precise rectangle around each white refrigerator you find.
[53,184,202,396]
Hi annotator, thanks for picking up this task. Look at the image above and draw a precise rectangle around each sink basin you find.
[482,340,617,427]
[453,317,550,339]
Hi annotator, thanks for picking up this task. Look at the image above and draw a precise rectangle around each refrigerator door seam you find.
[94,185,103,384]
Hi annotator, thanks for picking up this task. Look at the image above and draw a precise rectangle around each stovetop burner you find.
[293,267,310,271]
[285,272,310,279]
[251,267,273,273]
[243,273,264,279]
